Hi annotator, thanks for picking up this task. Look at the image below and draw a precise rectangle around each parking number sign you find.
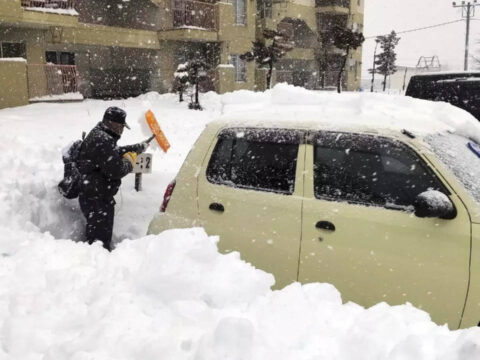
[133,153,153,174]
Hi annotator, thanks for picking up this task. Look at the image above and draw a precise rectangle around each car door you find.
[298,131,471,328]
[198,127,305,289]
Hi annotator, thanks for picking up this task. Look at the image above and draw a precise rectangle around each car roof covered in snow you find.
[411,70,480,78]
[214,84,480,144]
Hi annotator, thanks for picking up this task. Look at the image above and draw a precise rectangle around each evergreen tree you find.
[241,29,294,89]
[186,59,210,110]
[374,31,400,92]
[173,63,189,103]
[331,24,365,93]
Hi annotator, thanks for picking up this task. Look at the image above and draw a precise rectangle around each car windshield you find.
[425,133,480,206]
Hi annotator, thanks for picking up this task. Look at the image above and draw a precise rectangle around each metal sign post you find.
[132,153,153,191]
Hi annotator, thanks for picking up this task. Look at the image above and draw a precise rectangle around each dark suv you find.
[406,72,480,120]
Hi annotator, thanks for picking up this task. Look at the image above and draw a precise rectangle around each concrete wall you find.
[216,66,235,93]
[217,2,256,92]
[1,27,48,98]
[347,0,364,91]
[0,60,29,108]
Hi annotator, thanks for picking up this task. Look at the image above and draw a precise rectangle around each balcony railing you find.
[45,64,78,94]
[21,0,75,9]
[315,0,350,8]
[28,64,79,98]
[172,0,217,30]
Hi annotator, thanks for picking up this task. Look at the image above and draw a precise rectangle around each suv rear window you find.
[206,128,301,194]
[313,132,448,209]
[406,74,480,120]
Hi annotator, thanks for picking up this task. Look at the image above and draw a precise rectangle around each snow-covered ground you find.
[0,85,480,359]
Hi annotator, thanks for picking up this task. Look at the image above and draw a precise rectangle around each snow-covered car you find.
[148,96,480,330]
[406,71,480,120]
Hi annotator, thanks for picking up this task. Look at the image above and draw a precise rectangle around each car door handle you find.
[209,203,225,213]
[316,221,335,231]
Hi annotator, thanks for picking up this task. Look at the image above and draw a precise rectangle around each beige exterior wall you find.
[347,0,364,91]
[1,28,48,97]
[217,2,256,92]
[0,60,29,108]
[216,65,235,93]
[0,0,365,109]
[314,0,364,91]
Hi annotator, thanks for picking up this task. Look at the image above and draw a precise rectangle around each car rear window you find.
[206,128,301,195]
[313,132,448,209]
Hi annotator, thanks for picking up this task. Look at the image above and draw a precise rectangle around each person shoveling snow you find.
[66,107,151,251]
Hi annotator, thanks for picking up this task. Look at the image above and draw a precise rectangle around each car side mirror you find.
[414,190,457,220]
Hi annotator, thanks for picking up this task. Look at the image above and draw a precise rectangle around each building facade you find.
[0,0,364,109]
[256,0,364,90]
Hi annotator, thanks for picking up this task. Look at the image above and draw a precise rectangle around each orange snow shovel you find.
[145,110,170,153]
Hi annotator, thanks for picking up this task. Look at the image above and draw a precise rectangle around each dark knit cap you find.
[103,107,130,129]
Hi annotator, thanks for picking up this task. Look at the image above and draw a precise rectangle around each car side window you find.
[207,128,300,195]
[313,132,448,209]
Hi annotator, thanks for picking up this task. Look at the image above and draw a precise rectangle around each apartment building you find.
[0,0,363,109]
[256,0,364,90]
[0,0,256,109]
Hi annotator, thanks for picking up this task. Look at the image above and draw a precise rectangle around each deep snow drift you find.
[0,85,480,359]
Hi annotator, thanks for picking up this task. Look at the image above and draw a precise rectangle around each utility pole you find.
[453,0,480,71]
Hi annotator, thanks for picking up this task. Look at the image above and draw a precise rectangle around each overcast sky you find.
[362,0,480,75]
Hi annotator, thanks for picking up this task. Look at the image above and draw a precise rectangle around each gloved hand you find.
[138,141,150,153]
[123,152,137,166]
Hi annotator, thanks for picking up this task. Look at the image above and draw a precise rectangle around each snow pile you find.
[220,84,480,143]
[30,92,84,102]
[1,85,480,359]
[0,135,84,240]
[22,7,79,16]
[0,58,27,63]
[1,227,480,360]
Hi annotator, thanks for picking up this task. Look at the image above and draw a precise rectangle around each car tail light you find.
[160,180,176,213]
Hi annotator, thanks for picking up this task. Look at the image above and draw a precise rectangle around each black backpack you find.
[58,132,85,199]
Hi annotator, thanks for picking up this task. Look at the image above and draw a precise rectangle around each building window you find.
[231,55,246,82]
[46,51,75,65]
[315,0,350,6]
[257,0,272,19]
[233,0,246,24]
[0,42,26,59]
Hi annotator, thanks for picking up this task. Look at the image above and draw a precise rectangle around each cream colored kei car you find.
[148,119,480,330]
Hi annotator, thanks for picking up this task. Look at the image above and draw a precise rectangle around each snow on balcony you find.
[21,0,79,16]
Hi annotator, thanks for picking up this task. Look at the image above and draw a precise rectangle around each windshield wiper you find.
[468,141,480,158]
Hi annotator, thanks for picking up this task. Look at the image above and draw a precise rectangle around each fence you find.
[172,0,217,30]
[28,64,78,98]
[21,0,75,9]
